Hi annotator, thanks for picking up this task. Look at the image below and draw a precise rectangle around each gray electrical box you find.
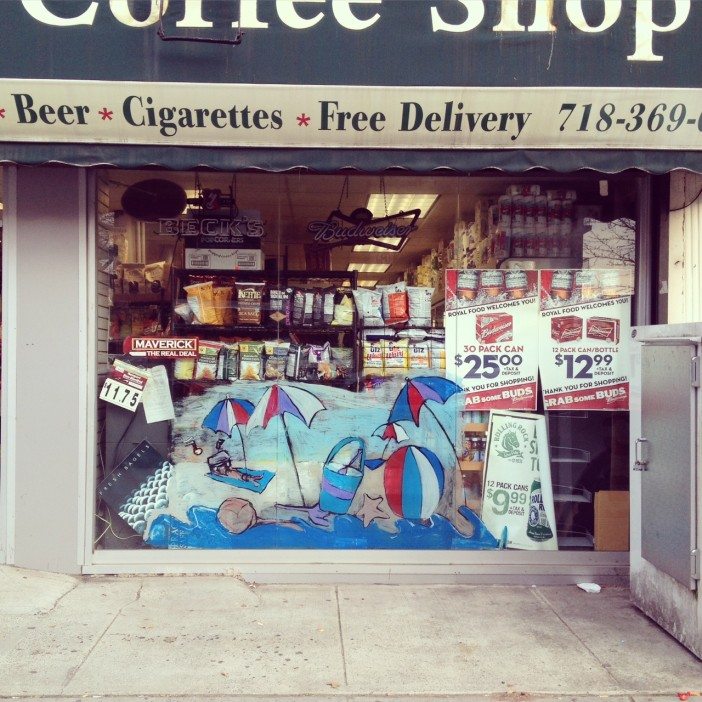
[631,324,701,659]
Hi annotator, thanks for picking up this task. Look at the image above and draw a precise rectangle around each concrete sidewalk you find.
[0,566,700,700]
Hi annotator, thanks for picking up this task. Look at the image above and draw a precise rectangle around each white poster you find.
[481,411,557,551]
[538,269,632,411]
[445,269,539,411]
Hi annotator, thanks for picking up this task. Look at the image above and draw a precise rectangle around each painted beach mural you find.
[136,372,504,550]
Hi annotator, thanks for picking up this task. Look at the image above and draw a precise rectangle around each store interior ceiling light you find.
[353,238,404,253]
[357,279,378,287]
[365,193,439,219]
[346,262,391,274]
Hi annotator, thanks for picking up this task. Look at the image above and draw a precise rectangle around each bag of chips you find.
[308,342,332,381]
[184,281,218,325]
[363,340,383,374]
[213,286,233,326]
[430,340,446,370]
[312,289,324,327]
[382,338,409,374]
[264,341,290,380]
[122,263,145,295]
[408,341,431,369]
[352,288,384,328]
[290,288,305,326]
[323,289,336,325]
[331,347,354,380]
[223,343,239,381]
[302,290,315,327]
[407,286,434,327]
[194,340,223,380]
[395,328,428,341]
[268,288,289,324]
[332,290,355,326]
[144,260,169,294]
[173,302,194,324]
[235,282,265,325]
[174,358,195,380]
[238,342,264,380]
[377,282,409,326]
[285,343,310,381]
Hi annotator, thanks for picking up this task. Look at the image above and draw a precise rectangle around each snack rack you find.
[170,268,361,391]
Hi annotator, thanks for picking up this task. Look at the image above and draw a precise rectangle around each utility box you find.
[631,323,701,659]
[594,490,629,551]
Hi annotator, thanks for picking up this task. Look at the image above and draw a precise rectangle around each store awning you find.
[0,144,699,175]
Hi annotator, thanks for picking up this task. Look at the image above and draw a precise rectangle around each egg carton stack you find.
[118,461,172,535]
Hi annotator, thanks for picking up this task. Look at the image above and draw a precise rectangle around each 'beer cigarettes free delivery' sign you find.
[445,269,539,411]
[538,269,632,411]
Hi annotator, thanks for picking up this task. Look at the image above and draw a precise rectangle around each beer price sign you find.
[481,411,558,551]
[445,268,539,411]
[538,269,632,411]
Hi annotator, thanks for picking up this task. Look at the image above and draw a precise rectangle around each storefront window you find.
[93,171,637,553]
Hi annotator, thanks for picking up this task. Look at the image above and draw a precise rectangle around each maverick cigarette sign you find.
[3,81,702,150]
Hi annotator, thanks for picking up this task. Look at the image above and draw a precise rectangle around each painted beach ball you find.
[383,445,444,520]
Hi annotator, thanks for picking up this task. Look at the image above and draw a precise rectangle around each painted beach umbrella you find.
[373,422,410,443]
[365,421,410,471]
[246,384,325,506]
[202,397,255,467]
[383,445,445,520]
[387,376,462,459]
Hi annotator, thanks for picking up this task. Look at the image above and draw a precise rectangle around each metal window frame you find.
[79,169,656,581]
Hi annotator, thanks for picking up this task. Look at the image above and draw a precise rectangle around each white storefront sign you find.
[0,80,702,150]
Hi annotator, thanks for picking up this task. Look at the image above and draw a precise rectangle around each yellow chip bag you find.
[183,281,217,325]
[382,338,409,374]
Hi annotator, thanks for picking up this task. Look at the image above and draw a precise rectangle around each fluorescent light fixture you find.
[366,193,439,219]
[353,238,404,253]
[357,279,378,287]
[347,262,391,274]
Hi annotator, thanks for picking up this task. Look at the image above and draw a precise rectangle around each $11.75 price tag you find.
[99,360,149,412]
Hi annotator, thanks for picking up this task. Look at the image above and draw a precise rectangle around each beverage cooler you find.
[630,323,702,658]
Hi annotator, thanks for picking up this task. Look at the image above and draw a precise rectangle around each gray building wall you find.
[6,165,85,573]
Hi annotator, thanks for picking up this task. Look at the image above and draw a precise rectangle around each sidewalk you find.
[1,565,700,700]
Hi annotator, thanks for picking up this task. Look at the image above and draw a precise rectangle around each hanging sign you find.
[445,269,539,411]
[307,207,419,249]
[538,269,632,411]
[159,216,265,246]
[99,359,149,411]
[481,411,558,551]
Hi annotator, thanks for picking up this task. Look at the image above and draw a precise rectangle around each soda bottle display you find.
[526,479,554,542]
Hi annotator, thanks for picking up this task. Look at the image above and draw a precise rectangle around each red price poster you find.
[445,268,539,411]
[538,269,632,411]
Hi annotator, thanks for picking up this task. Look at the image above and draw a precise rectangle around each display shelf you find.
[463,422,489,433]
[552,485,593,504]
[550,445,591,464]
[557,531,594,549]
[113,292,168,305]
[459,459,484,473]
[497,256,582,269]
[172,323,354,335]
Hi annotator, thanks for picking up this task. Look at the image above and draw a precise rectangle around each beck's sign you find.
[4,81,702,150]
